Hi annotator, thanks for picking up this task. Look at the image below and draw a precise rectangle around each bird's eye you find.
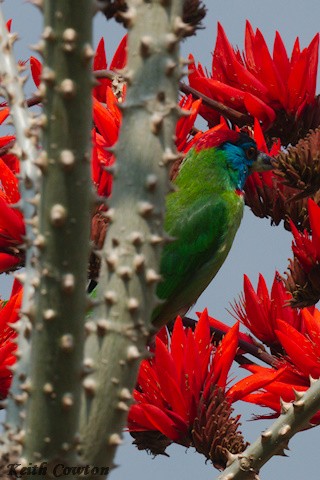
[245,146,257,160]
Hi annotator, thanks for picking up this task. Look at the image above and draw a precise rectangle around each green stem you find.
[24,1,92,474]
[80,0,184,476]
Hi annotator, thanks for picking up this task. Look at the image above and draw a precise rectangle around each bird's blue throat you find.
[221,142,254,190]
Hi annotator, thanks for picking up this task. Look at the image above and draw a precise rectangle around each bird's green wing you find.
[153,194,242,325]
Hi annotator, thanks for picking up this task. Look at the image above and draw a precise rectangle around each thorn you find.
[50,204,67,227]
[34,234,46,249]
[117,266,133,281]
[128,231,144,246]
[150,112,163,134]
[280,397,292,414]
[173,16,193,36]
[59,334,74,352]
[108,433,122,446]
[85,320,97,334]
[61,273,75,294]
[149,234,163,245]
[126,345,140,361]
[293,388,304,400]
[34,151,48,171]
[97,319,109,336]
[133,254,145,272]
[105,253,119,271]
[82,378,97,396]
[104,290,118,305]
[138,201,154,217]
[293,399,305,409]
[162,148,183,165]
[43,309,57,321]
[62,393,74,409]
[225,451,239,467]
[62,28,77,52]
[279,424,291,436]
[140,36,153,57]
[127,297,139,313]
[119,388,131,401]
[261,430,272,441]
[145,269,161,284]
[145,174,158,191]
[60,150,75,169]
[59,79,76,98]
[42,26,55,41]
[116,401,129,412]
[118,7,136,28]
[309,375,319,384]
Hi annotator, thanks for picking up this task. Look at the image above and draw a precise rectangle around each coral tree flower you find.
[0,281,22,399]
[0,111,25,273]
[188,22,319,144]
[231,272,303,350]
[242,307,320,424]
[128,310,281,468]
[243,118,312,232]
[285,198,320,306]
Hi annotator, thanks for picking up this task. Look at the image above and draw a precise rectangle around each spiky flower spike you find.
[192,387,248,470]
[284,199,320,307]
[244,120,320,231]
[275,128,320,198]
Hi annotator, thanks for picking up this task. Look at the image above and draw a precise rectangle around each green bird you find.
[152,129,274,328]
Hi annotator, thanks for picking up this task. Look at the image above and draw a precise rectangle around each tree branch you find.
[219,378,320,480]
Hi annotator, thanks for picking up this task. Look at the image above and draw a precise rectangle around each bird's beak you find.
[250,152,275,172]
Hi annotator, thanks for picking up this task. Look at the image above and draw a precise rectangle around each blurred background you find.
[1,1,320,478]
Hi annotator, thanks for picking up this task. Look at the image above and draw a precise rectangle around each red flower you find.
[290,198,320,273]
[231,272,303,348]
[128,310,281,464]
[0,281,22,399]
[92,35,127,102]
[0,111,25,273]
[188,22,319,141]
[30,35,128,102]
[176,95,202,152]
[242,307,320,424]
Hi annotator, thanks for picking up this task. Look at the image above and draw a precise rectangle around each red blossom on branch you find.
[128,310,282,467]
[241,307,320,424]
[230,272,303,350]
[0,112,25,273]
[284,198,320,306]
[188,21,320,145]
[0,281,22,400]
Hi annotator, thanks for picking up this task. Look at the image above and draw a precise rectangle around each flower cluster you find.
[188,22,320,145]
[128,310,279,468]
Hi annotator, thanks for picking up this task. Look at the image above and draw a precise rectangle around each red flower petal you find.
[30,56,42,88]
